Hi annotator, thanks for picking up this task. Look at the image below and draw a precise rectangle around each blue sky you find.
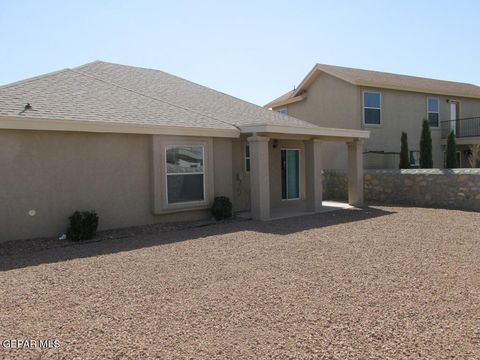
[1,0,479,105]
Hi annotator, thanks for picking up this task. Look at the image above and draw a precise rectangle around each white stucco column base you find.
[347,139,364,206]
[305,139,323,212]
[248,135,270,220]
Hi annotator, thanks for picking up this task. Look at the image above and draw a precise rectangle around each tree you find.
[445,130,457,168]
[399,132,410,169]
[419,119,433,168]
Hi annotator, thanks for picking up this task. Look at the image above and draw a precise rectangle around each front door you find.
[281,149,299,200]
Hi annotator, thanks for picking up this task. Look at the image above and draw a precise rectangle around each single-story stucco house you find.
[0,61,369,241]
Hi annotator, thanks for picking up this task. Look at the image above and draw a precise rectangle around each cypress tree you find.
[399,132,410,169]
[445,130,457,168]
[420,119,433,168]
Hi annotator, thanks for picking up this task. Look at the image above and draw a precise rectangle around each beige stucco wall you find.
[268,140,305,209]
[213,137,234,200]
[362,89,480,168]
[285,73,360,170]
[0,130,233,241]
[231,137,309,213]
[268,140,306,210]
[361,87,442,168]
[457,97,480,118]
[276,72,480,169]
[231,137,251,212]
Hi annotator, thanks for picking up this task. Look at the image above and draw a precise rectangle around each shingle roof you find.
[0,61,317,133]
[266,64,480,108]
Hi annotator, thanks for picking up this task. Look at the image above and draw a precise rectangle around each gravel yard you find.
[1,206,479,359]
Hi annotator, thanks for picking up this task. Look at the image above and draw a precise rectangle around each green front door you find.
[281,149,299,200]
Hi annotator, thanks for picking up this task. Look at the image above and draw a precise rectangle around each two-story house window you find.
[363,91,381,125]
[427,97,439,127]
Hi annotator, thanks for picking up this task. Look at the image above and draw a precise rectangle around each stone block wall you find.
[323,169,480,210]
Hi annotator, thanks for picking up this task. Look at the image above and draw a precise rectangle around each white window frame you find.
[152,136,213,215]
[427,96,440,128]
[362,90,382,126]
[245,144,251,173]
[165,145,206,205]
[277,107,288,115]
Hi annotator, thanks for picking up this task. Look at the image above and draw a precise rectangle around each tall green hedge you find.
[399,132,410,169]
[445,130,457,168]
[420,119,433,168]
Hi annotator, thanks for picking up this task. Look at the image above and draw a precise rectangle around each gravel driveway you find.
[1,206,479,359]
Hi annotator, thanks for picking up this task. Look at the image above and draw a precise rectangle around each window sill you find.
[362,123,383,129]
[154,202,211,215]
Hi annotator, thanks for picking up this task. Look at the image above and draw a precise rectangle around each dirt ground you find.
[1,206,479,359]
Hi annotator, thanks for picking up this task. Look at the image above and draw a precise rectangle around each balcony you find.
[440,117,480,139]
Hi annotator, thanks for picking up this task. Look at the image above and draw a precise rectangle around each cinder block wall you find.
[323,169,480,211]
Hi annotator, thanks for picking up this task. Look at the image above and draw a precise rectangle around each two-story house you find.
[266,64,480,169]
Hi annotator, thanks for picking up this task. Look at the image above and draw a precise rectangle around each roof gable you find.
[266,64,480,108]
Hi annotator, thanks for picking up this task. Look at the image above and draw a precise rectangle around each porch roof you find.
[239,124,370,141]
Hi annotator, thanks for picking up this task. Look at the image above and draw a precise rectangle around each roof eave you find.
[265,95,306,109]
[239,124,370,140]
[355,81,480,99]
[0,116,240,138]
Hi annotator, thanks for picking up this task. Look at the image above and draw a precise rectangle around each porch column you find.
[304,139,323,212]
[248,135,270,220]
[347,139,364,206]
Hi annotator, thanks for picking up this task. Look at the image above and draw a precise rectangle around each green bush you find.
[67,211,99,241]
[399,131,410,169]
[420,119,433,168]
[211,196,233,221]
[445,130,457,168]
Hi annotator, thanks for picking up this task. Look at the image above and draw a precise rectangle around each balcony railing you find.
[440,117,480,139]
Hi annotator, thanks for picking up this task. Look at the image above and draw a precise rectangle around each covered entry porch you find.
[239,125,370,221]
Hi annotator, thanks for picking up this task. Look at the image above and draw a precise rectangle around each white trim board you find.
[0,116,370,140]
[0,116,240,138]
[239,124,370,139]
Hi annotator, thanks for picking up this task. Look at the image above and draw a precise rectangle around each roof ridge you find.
[0,61,105,90]
[71,60,104,71]
[70,67,239,131]
[316,63,480,88]
[80,61,310,126]
[0,68,71,90]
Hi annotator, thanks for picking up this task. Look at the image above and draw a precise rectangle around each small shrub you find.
[211,196,233,221]
[67,211,99,241]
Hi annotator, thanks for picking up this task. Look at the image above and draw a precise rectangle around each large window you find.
[363,91,381,125]
[166,145,204,204]
[277,107,288,115]
[427,97,439,127]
